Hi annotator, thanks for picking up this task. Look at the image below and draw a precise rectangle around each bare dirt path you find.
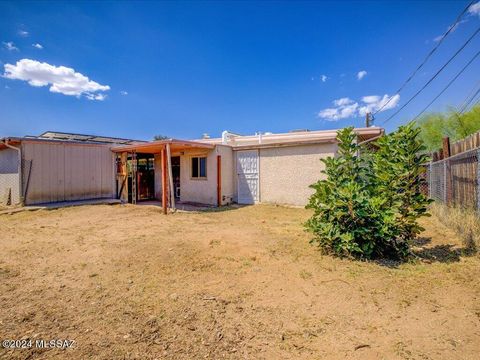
[0,204,479,359]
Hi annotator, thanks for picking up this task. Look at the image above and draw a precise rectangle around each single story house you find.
[0,127,383,210]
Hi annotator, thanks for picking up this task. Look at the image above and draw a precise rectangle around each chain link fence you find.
[425,147,479,212]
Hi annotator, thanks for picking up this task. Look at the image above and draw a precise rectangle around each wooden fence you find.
[427,130,480,211]
[431,131,480,160]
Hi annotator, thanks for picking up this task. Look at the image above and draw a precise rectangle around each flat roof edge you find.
[231,138,337,150]
[1,137,116,147]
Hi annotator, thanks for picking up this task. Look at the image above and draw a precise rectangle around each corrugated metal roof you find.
[34,131,145,144]
[0,131,146,150]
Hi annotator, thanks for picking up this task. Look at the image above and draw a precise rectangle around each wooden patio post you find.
[166,143,175,211]
[119,152,128,202]
[131,152,137,204]
[161,146,168,214]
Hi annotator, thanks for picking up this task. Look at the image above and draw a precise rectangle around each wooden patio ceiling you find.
[111,139,215,154]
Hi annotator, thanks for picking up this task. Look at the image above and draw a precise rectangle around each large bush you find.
[306,123,432,259]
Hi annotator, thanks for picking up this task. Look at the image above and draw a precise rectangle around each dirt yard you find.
[0,204,479,359]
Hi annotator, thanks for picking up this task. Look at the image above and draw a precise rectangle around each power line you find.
[373,0,475,115]
[411,49,480,122]
[380,25,480,125]
[458,78,480,112]
[461,87,480,113]
[458,80,480,114]
[473,97,480,108]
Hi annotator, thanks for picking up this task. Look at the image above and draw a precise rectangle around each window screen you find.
[199,157,206,177]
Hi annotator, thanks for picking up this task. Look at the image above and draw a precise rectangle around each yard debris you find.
[318,278,351,286]
[354,344,371,351]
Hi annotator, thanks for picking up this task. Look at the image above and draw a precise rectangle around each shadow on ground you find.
[375,237,477,268]
[413,237,476,263]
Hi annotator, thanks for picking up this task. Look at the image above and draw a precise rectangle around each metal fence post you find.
[427,161,432,199]
[477,149,480,211]
[443,160,447,203]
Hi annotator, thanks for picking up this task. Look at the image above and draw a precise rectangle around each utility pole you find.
[365,112,374,127]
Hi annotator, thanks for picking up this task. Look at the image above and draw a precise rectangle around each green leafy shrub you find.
[306,123,432,260]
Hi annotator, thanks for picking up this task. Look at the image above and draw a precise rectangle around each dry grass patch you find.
[0,204,479,359]
[429,202,480,251]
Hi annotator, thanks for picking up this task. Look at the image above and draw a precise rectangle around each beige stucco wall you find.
[258,143,337,206]
[179,149,216,205]
[22,141,116,205]
[176,145,233,206]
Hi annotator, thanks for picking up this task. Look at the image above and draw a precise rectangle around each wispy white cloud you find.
[433,20,467,42]
[333,97,354,106]
[432,2,480,42]
[32,43,43,49]
[120,90,128,95]
[3,59,110,100]
[3,41,19,51]
[469,1,480,16]
[357,70,367,80]
[18,30,29,37]
[311,75,328,82]
[318,94,400,121]
[318,98,358,121]
[86,93,107,101]
[358,94,400,116]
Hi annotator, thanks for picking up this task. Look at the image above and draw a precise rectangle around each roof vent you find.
[202,133,210,139]
[221,130,240,144]
[289,129,310,133]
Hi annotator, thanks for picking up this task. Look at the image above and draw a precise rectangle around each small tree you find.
[306,123,432,260]
[153,134,169,140]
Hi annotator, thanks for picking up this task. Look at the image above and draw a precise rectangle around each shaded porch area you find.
[111,139,217,214]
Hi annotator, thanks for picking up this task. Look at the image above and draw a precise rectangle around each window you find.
[191,156,207,178]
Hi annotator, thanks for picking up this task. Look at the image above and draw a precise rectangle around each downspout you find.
[2,139,23,206]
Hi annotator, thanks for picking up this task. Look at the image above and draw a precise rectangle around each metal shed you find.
[0,132,141,206]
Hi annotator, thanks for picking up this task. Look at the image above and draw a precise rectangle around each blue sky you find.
[1,1,479,140]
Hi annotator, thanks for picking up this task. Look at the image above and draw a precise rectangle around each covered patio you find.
[112,139,216,214]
